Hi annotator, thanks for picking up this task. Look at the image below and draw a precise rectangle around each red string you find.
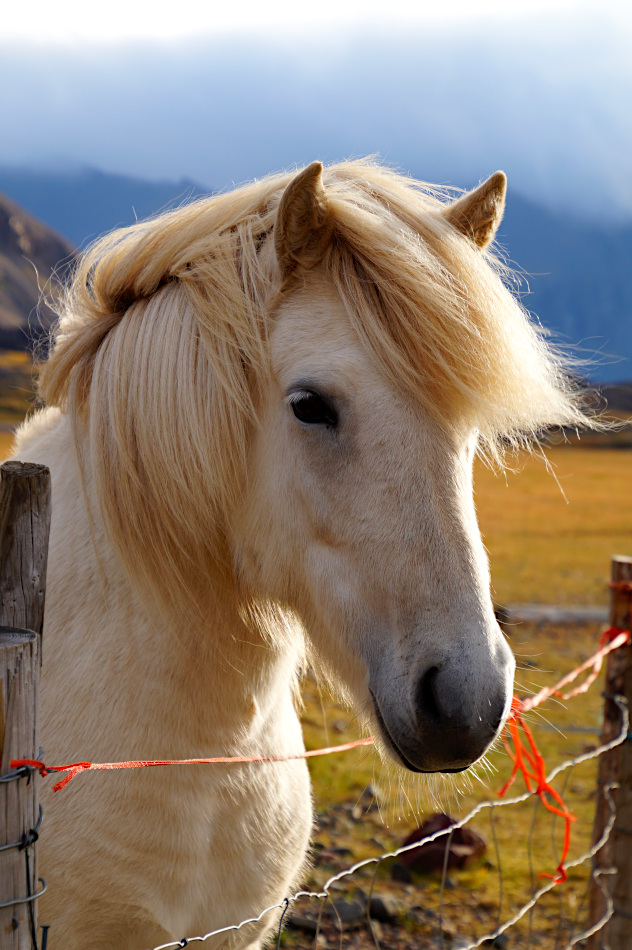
[500,626,630,884]
[11,738,376,792]
[11,626,631,884]
[499,698,576,883]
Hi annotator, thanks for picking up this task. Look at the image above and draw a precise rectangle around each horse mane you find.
[38,159,591,626]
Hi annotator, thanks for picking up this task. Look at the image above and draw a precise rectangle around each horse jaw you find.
[230,272,515,775]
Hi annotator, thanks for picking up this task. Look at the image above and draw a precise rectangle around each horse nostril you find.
[416,665,442,723]
[490,705,505,734]
[491,697,505,735]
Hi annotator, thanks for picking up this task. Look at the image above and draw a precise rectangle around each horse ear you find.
[275,162,334,279]
[442,172,507,250]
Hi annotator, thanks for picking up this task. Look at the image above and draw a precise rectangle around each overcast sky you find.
[5,0,626,43]
[1,0,631,221]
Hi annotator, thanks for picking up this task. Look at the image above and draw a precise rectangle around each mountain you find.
[0,167,630,383]
[497,195,632,383]
[0,167,207,249]
[0,192,75,350]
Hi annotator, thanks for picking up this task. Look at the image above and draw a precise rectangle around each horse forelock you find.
[37,159,594,624]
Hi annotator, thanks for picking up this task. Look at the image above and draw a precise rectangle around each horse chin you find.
[369,688,478,775]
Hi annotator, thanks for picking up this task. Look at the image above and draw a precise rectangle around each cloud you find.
[3,0,617,44]
[1,19,631,220]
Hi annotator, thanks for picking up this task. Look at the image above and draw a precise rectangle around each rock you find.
[417,905,437,920]
[368,894,400,923]
[329,898,365,929]
[391,861,413,883]
[286,913,318,933]
[362,783,382,801]
[399,813,487,874]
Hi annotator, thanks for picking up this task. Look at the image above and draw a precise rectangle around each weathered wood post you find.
[0,462,51,949]
[588,554,632,949]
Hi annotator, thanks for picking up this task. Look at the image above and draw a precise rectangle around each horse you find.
[12,159,589,949]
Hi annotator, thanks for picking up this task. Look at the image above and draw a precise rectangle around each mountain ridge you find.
[0,191,75,349]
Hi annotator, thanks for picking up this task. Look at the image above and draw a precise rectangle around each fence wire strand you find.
[144,695,629,950]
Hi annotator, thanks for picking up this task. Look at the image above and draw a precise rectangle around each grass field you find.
[475,447,632,605]
[0,430,15,459]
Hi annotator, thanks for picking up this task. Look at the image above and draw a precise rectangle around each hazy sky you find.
[4,0,623,43]
[1,0,631,221]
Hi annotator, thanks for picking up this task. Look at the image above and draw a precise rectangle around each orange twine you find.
[500,626,630,884]
[12,738,376,793]
[11,627,631,884]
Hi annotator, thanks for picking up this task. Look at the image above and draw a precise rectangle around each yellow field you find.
[475,447,631,605]
[0,430,16,460]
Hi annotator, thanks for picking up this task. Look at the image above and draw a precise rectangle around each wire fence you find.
[6,623,632,950]
[141,696,629,950]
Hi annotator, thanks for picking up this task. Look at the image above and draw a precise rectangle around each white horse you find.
[13,160,587,948]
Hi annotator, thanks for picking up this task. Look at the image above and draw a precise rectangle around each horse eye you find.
[289,391,338,428]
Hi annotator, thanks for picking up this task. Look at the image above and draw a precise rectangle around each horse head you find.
[232,163,516,773]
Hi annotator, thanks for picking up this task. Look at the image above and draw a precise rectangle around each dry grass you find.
[475,448,632,605]
[0,350,37,424]
[0,430,16,460]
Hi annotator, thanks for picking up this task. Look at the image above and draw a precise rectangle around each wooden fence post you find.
[0,462,51,950]
[588,554,632,950]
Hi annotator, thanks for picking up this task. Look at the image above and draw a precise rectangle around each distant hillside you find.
[498,196,632,384]
[0,192,75,350]
[0,167,208,248]
[0,166,630,383]
[600,383,632,414]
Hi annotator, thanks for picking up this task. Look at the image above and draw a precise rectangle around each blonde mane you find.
[38,159,589,625]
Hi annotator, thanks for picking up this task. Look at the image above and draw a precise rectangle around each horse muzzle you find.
[369,651,514,773]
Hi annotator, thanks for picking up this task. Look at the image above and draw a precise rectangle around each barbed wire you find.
[145,695,629,950]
